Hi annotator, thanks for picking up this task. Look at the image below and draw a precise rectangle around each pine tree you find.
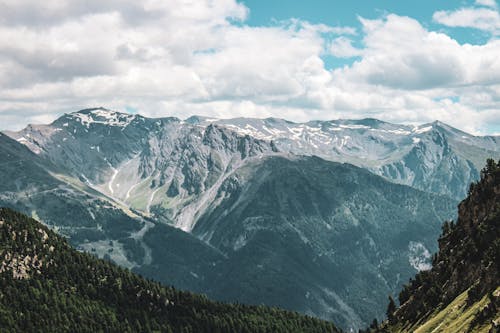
[386,296,396,324]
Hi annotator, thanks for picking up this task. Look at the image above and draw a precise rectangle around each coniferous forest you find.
[362,159,500,333]
[0,208,340,333]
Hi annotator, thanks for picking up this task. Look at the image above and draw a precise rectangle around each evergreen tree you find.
[386,296,396,324]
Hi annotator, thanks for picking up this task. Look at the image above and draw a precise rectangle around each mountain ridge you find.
[6,107,499,202]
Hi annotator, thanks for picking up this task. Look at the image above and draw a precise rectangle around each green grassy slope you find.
[392,287,499,333]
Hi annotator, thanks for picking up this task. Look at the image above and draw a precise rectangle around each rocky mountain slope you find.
[2,107,493,330]
[0,131,225,290]
[368,159,500,333]
[0,207,340,333]
[192,116,500,200]
[6,109,278,231]
[7,108,499,214]
[0,126,457,330]
[184,156,455,330]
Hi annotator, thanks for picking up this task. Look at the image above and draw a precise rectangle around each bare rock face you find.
[6,108,278,230]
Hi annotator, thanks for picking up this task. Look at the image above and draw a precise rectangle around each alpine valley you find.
[1,108,499,330]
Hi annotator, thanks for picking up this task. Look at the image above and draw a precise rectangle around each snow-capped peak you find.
[69,108,136,128]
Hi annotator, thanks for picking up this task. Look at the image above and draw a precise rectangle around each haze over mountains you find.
[1,108,499,330]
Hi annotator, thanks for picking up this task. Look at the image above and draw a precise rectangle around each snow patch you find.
[108,166,118,195]
[339,124,370,129]
[413,126,432,134]
[71,110,135,128]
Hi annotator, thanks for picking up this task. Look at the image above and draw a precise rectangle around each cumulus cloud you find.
[0,0,499,135]
[341,15,500,89]
[329,37,363,58]
[433,7,500,33]
[325,14,500,133]
[475,0,498,9]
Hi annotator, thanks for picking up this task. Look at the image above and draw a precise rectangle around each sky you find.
[0,0,499,134]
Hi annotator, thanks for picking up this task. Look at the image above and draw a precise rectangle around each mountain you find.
[183,155,456,330]
[0,124,457,330]
[6,108,278,230]
[368,159,500,333]
[0,108,476,330]
[191,117,500,201]
[7,108,499,214]
[0,207,340,333]
[0,131,226,291]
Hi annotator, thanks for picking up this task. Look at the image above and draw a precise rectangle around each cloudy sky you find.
[0,0,499,134]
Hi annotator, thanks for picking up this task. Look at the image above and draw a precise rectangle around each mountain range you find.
[1,107,498,330]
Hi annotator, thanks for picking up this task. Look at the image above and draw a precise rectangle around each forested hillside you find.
[363,159,500,333]
[0,208,339,333]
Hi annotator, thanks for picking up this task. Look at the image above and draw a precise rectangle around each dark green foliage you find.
[0,208,340,333]
[385,159,500,329]
[386,296,396,324]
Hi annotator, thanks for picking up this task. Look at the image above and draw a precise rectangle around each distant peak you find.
[66,108,136,128]
[418,120,467,136]
[185,115,220,124]
[73,107,111,115]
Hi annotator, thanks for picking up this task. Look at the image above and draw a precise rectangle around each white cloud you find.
[475,0,498,9]
[329,37,363,58]
[324,14,500,133]
[433,7,500,34]
[0,1,499,135]
[340,15,500,89]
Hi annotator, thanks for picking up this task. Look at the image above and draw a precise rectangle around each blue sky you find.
[0,0,499,134]
[243,0,494,42]
[243,0,494,68]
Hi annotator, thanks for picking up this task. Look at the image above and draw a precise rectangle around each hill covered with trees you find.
[363,159,500,333]
[0,207,340,333]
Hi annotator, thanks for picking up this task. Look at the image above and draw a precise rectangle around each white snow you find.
[224,124,267,140]
[413,126,433,134]
[71,110,135,128]
[339,124,370,129]
[108,166,118,195]
[375,129,412,135]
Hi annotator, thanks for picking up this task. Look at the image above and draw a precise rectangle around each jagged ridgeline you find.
[367,159,500,333]
[0,208,339,333]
